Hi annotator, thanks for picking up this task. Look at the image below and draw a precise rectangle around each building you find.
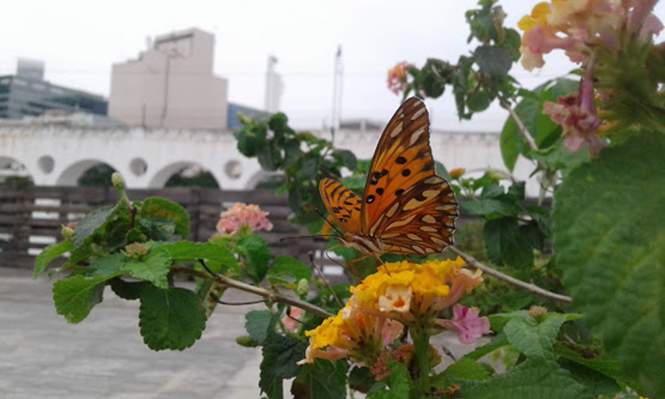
[0,59,108,120]
[108,28,229,130]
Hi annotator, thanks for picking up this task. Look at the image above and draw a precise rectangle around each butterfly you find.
[319,97,458,258]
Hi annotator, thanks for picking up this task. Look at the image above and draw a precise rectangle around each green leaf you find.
[53,263,124,323]
[245,310,273,345]
[462,199,520,219]
[348,366,375,394]
[499,79,578,171]
[466,88,492,112]
[458,359,594,399]
[121,250,171,289]
[432,358,491,390]
[367,361,410,399]
[553,343,641,391]
[71,206,114,248]
[236,235,271,284]
[140,197,190,239]
[553,131,665,397]
[474,45,513,79]
[504,314,568,360]
[137,217,175,241]
[260,334,307,398]
[234,123,267,157]
[292,359,348,399]
[157,241,237,268]
[332,149,358,171]
[109,278,149,300]
[258,144,283,171]
[558,359,620,398]
[138,285,206,351]
[34,240,74,278]
[267,256,312,288]
[483,217,533,268]
[463,332,509,361]
[86,253,125,277]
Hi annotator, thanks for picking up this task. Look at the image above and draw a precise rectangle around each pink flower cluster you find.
[519,0,663,156]
[215,203,273,236]
[437,304,491,345]
[542,68,606,155]
[519,0,663,71]
[386,61,412,95]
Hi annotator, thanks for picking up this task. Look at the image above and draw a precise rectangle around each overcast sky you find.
[1,1,663,131]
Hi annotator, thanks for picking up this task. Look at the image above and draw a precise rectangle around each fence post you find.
[10,188,32,266]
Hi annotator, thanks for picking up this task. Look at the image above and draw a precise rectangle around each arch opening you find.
[150,162,220,189]
[56,159,118,187]
[0,156,34,187]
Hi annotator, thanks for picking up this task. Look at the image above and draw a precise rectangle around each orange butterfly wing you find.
[319,178,362,235]
[359,97,458,255]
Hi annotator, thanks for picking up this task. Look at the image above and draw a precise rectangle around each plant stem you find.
[173,265,335,319]
[411,325,431,397]
[448,246,573,304]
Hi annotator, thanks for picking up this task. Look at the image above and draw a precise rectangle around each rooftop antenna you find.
[331,45,343,145]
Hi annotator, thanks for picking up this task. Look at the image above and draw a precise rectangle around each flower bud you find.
[236,335,258,348]
[296,279,309,297]
[124,242,149,260]
[61,225,74,240]
[449,168,466,180]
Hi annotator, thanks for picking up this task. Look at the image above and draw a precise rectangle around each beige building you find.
[109,28,228,130]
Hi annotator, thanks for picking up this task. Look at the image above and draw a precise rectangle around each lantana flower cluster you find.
[386,61,413,95]
[519,0,662,71]
[519,0,663,156]
[215,202,273,237]
[299,257,490,375]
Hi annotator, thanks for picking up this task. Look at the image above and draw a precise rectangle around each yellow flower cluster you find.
[299,257,483,365]
[352,257,480,320]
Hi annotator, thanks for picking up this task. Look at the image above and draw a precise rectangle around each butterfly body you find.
[320,97,458,258]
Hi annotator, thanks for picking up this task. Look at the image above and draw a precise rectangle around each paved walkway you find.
[0,267,488,399]
[0,267,268,399]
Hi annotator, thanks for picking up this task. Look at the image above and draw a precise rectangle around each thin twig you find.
[285,310,317,329]
[309,251,344,309]
[448,246,573,304]
[178,261,335,320]
[210,292,265,306]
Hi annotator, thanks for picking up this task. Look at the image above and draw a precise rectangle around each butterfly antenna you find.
[314,208,344,236]
[324,249,361,281]
[280,235,338,243]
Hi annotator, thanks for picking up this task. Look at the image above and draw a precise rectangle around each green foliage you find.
[53,255,125,323]
[121,249,171,289]
[500,78,579,172]
[458,359,594,399]
[367,362,410,398]
[260,334,307,398]
[234,111,358,227]
[267,256,311,292]
[140,197,191,238]
[236,235,271,284]
[553,131,665,398]
[34,239,74,278]
[245,310,274,345]
[138,285,206,351]
[292,360,349,399]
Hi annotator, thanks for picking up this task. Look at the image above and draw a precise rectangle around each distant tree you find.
[165,168,219,188]
[78,164,116,187]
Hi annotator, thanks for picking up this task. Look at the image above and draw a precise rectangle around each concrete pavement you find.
[0,267,268,399]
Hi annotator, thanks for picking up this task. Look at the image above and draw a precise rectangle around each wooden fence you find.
[0,186,327,269]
